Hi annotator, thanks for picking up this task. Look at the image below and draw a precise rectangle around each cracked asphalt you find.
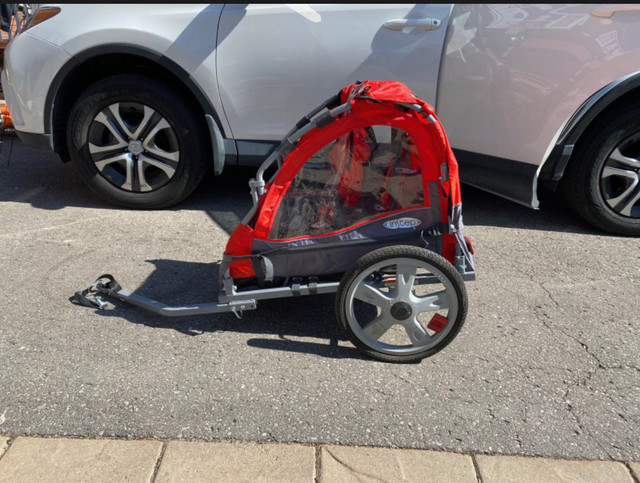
[0,137,638,462]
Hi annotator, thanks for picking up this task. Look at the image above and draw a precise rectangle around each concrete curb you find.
[0,436,639,483]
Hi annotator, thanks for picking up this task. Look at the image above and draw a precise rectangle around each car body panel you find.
[437,4,640,204]
[3,3,640,213]
[4,4,231,138]
[216,4,452,140]
[1,31,70,134]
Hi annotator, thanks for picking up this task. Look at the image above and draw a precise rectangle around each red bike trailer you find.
[72,80,475,363]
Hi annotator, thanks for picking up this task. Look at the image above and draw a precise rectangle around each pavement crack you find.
[539,282,560,307]
[0,436,14,463]
[150,441,168,483]
[324,447,388,483]
[563,387,618,460]
[625,462,640,483]
[471,454,484,483]
[315,445,321,483]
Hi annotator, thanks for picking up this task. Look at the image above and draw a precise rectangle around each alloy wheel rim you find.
[600,131,640,218]
[87,102,180,192]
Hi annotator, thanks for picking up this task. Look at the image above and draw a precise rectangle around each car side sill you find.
[453,149,538,209]
[236,140,280,166]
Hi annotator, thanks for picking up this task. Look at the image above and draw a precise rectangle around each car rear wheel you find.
[67,74,208,209]
[565,104,640,236]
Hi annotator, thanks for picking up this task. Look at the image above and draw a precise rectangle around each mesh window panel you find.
[269,125,425,240]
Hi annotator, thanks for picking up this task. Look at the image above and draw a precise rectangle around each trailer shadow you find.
[88,258,369,361]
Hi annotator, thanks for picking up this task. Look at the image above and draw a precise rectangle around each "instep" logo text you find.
[383,217,421,230]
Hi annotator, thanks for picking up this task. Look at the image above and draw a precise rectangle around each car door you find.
[216,4,452,145]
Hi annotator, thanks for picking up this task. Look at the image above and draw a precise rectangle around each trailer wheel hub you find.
[391,301,412,320]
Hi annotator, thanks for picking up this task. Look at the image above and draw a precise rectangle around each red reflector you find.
[465,236,475,255]
[427,314,448,333]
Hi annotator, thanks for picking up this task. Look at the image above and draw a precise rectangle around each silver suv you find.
[3,4,640,235]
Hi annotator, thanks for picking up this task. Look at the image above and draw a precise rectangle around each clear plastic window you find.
[269,125,424,239]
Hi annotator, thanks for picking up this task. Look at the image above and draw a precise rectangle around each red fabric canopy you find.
[225,80,464,279]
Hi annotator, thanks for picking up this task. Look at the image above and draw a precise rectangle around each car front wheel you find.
[67,74,209,209]
[565,103,640,236]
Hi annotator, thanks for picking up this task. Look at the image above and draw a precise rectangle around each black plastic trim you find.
[454,149,538,208]
[236,140,280,166]
[14,131,55,153]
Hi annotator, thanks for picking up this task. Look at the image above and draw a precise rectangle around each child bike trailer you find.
[72,80,476,363]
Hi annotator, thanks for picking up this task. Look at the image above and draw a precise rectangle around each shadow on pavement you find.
[80,258,368,361]
[459,184,604,236]
[0,133,103,210]
[1,134,607,236]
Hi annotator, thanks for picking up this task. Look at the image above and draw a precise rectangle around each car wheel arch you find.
[539,71,640,190]
[47,45,226,168]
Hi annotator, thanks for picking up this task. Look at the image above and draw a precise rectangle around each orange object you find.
[1,104,13,129]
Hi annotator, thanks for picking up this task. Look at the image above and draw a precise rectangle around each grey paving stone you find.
[319,445,477,482]
[0,436,162,483]
[154,440,315,482]
[475,454,634,483]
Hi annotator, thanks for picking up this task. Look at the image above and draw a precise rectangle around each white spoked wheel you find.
[336,246,468,363]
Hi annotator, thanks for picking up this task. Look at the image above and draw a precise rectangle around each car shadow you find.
[189,173,608,237]
[0,133,607,237]
[0,132,104,210]
[459,184,605,236]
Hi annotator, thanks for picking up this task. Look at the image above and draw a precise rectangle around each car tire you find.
[67,74,209,209]
[564,103,640,236]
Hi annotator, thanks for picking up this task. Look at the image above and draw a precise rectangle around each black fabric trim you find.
[14,131,55,152]
[250,230,424,258]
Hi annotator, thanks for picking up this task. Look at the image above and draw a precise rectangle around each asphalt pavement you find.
[0,134,639,466]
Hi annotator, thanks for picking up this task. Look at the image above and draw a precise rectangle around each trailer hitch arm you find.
[71,274,257,317]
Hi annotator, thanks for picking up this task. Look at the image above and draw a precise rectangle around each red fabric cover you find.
[225,80,464,265]
[342,80,462,207]
[225,223,256,279]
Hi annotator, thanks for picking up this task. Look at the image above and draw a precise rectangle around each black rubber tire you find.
[335,245,468,363]
[67,74,209,209]
[564,103,640,236]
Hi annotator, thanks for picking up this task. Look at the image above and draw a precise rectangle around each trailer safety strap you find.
[252,255,274,287]
[69,274,121,310]
[450,204,475,271]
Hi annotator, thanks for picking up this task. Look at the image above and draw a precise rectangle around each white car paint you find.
[2,3,640,221]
